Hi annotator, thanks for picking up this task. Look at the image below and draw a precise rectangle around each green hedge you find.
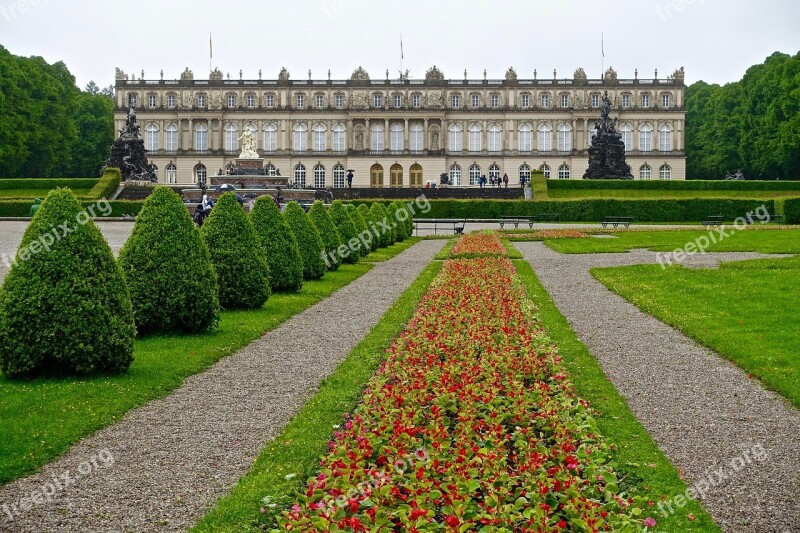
[785,198,800,224]
[0,199,143,218]
[392,199,779,222]
[546,179,800,191]
[0,178,99,190]
[86,168,121,199]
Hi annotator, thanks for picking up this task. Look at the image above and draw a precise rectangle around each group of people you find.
[478,173,510,189]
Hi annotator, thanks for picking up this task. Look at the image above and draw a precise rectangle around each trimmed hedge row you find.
[785,198,800,224]
[0,178,99,190]
[352,199,779,223]
[546,179,800,191]
[86,168,121,199]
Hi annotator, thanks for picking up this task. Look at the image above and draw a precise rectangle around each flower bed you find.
[277,257,651,531]
[507,229,589,241]
[449,232,508,258]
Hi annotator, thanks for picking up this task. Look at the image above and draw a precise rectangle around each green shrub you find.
[546,179,800,191]
[386,202,406,242]
[0,188,136,377]
[356,204,376,251]
[118,186,219,334]
[284,202,326,280]
[328,201,361,264]
[785,198,800,224]
[250,196,303,292]
[86,168,122,199]
[369,203,394,247]
[390,200,415,240]
[308,201,344,271]
[0,178,99,191]
[348,204,372,256]
[202,193,270,309]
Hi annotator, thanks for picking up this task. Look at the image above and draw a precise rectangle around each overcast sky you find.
[1,0,798,89]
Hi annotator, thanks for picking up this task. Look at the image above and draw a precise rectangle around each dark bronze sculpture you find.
[103,106,158,182]
[583,91,633,179]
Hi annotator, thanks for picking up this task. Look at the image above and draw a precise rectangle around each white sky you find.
[1,0,798,89]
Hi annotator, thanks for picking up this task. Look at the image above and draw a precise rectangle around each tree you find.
[284,202,326,280]
[347,204,372,256]
[71,92,114,176]
[369,203,394,248]
[356,204,376,250]
[202,193,271,309]
[308,201,344,270]
[249,196,303,292]
[328,201,360,264]
[85,81,100,95]
[118,186,220,334]
[0,188,135,377]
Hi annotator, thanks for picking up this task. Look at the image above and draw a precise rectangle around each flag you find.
[210,33,213,59]
[400,35,404,60]
[601,33,605,58]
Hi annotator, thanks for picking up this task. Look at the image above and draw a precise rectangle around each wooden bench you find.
[535,212,561,223]
[702,215,724,227]
[601,216,634,228]
[499,216,533,229]
[414,218,466,236]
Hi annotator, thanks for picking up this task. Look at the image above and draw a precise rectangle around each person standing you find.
[502,173,509,188]
[346,170,354,188]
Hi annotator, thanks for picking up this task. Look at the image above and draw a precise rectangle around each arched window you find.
[314,164,326,188]
[370,164,384,188]
[145,124,159,152]
[488,123,502,152]
[640,164,652,180]
[659,124,673,152]
[294,163,307,188]
[469,164,481,186]
[195,124,208,152]
[557,124,572,152]
[225,124,239,153]
[659,164,672,180]
[390,123,404,152]
[333,124,346,153]
[165,163,177,184]
[488,164,501,180]
[263,123,277,153]
[639,124,653,152]
[449,164,462,186]
[265,163,277,177]
[620,124,633,152]
[449,124,463,152]
[370,123,385,152]
[518,123,532,153]
[539,163,551,179]
[468,123,482,153]
[519,164,531,184]
[538,124,552,152]
[165,123,178,153]
[558,164,570,179]
[313,124,327,152]
[410,164,423,187]
[194,163,207,185]
[409,123,424,153]
[390,164,403,187]
[333,164,345,188]
[293,124,307,152]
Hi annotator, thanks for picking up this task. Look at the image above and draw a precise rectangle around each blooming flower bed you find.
[277,257,650,531]
[449,232,508,258]
[507,229,589,241]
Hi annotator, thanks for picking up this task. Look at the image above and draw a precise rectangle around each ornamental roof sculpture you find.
[115,68,127,81]
[573,67,587,80]
[350,66,370,81]
[209,68,224,81]
[604,66,618,81]
[180,67,194,81]
[278,67,290,81]
[670,66,686,81]
[425,66,445,82]
[505,67,518,82]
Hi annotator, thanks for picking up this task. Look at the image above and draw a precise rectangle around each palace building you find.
[113,65,687,187]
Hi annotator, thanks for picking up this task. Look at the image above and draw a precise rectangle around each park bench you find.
[414,218,466,236]
[499,216,533,229]
[535,212,561,223]
[601,216,634,228]
[702,215,724,227]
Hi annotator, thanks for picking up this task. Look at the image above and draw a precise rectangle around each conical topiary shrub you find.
[369,203,394,248]
[118,185,219,334]
[201,193,271,309]
[356,204,376,252]
[0,188,136,377]
[284,201,326,280]
[308,201,343,271]
[386,202,406,242]
[250,196,303,293]
[328,201,360,264]
[395,200,414,240]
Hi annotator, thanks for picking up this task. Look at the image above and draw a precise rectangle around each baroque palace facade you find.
[113,65,687,187]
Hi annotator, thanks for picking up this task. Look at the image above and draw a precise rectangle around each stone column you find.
[365,118,370,150]
[404,118,409,151]
[384,118,389,152]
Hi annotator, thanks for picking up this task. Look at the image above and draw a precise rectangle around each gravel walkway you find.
[0,240,444,532]
[517,242,800,533]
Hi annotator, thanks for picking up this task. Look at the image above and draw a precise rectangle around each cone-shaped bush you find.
[284,202,326,280]
[250,196,303,292]
[369,203,394,248]
[119,186,219,334]
[396,200,415,240]
[347,204,371,257]
[386,202,406,242]
[355,204,375,253]
[0,188,136,377]
[201,193,270,309]
[328,201,360,264]
[308,201,343,271]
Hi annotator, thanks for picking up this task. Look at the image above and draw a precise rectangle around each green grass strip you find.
[433,238,457,260]
[359,237,420,263]
[192,261,442,532]
[0,246,413,486]
[512,259,720,532]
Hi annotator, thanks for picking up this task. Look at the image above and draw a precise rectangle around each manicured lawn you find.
[360,237,420,262]
[0,188,93,199]
[592,255,800,408]
[545,228,800,254]
[547,188,800,199]
[513,259,719,532]
[0,257,399,485]
[193,261,442,532]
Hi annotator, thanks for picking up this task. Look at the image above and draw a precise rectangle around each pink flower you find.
[644,517,657,527]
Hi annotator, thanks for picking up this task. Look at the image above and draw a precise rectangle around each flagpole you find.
[209,33,212,78]
[601,32,604,78]
[400,34,404,80]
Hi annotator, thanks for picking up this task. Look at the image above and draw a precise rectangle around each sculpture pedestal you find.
[232,158,265,175]
[583,133,633,179]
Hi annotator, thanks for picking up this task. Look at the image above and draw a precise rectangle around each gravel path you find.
[517,242,800,533]
[0,240,444,532]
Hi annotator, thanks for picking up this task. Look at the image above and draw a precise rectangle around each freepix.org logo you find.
[0,0,49,23]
